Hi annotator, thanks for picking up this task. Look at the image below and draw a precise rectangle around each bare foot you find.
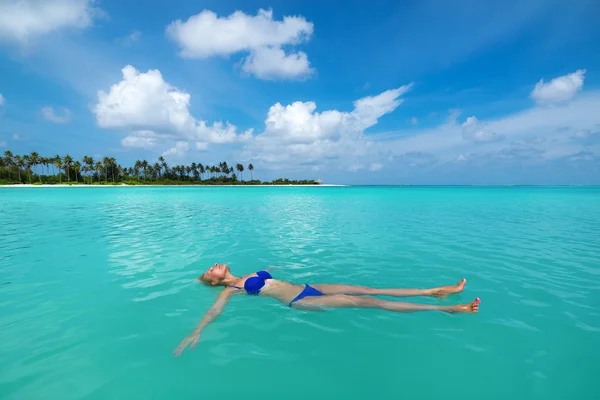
[447,298,481,314]
[431,278,467,298]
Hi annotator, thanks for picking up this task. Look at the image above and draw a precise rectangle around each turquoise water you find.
[1,187,598,399]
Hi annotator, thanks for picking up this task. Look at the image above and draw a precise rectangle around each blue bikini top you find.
[229,270,272,295]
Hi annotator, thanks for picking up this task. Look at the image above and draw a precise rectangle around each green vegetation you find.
[1,151,319,186]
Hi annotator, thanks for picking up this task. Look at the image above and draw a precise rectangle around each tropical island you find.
[0,151,321,186]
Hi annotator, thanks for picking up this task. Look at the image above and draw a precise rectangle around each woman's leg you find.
[293,294,481,314]
[311,278,467,298]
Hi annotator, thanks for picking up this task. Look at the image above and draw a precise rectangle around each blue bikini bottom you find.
[289,284,323,307]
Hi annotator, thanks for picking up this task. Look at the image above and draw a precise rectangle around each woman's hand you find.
[173,331,200,357]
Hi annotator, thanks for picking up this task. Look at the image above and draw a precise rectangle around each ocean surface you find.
[0,186,598,399]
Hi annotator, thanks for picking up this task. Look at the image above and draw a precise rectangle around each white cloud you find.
[0,0,101,43]
[121,130,162,149]
[245,90,600,175]
[166,8,314,80]
[370,163,383,171]
[380,91,600,167]
[531,69,585,105]
[257,85,411,147]
[166,8,312,57]
[462,116,503,143]
[196,142,209,151]
[0,140,6,147]
[94,65,252,152]
[411,116,418,125]
[162,141,189,157]
[352,85,413,129]
[241,46,312,80]
[41,106,71,124]
[118,30,141,47]
[0,93,4,105]
[244,85,412,169]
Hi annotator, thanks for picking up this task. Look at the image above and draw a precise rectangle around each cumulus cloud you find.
[370,163,383,171]
[0,93,5,105]
[166,9,314,80]
[121,130,163,149]
[162,141,189,157]
[41,106,71,124]
[256,85,412,148]
[411,116,418,125]
[531,69,585,105]
[462,116,503,143]
[93,65,252,151]
[241,46,312,80]
[241,85,412,171]
[0,0,101,43]
[196,142,209,151]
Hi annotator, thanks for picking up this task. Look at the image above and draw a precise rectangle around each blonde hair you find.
[198,273,212,286]
[198,272,228,287]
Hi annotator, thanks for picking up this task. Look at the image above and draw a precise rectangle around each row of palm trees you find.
[1,150,258,184]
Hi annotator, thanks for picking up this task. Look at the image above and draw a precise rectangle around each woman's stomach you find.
[259,280,304,304]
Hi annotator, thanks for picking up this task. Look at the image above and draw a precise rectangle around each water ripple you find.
[1,186,599,399]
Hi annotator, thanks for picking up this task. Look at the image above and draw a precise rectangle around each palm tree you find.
[63,155,73,183]
[117,165,125,181]
[41,157,50,176]
[82,156,93,184]
[236,163,244,181]
[220,162,229,178]
[248,163,254,181]
[134,160,141,182]
[190,162,198,181]
[3,150,13,182]
[23,155,32,184]
[72,161,81,183]
[15,155,24,183]
[109,157,116,182]
[30,152,41,183]
[102,157,110,182]
[198,164,205,180]
[54,155,63,183]
[158,156,168,178]
[82,163,90,183]
[141,160,148,181]
[153,162,161,180]
[95,161,102,184]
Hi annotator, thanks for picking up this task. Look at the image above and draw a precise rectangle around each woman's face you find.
[202,263,229,284]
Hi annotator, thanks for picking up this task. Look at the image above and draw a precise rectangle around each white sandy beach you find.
[0,184,347,188]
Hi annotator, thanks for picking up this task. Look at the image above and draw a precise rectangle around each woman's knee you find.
[349,296,379,308]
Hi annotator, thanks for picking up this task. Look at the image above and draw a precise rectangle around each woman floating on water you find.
[174,264,481,356]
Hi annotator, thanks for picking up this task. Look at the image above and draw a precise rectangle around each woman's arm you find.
[174,288,235,357]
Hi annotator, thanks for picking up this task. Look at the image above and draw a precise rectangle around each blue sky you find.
[1,0,599,184]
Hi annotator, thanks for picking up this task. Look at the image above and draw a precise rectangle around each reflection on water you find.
[1,187,598,399]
